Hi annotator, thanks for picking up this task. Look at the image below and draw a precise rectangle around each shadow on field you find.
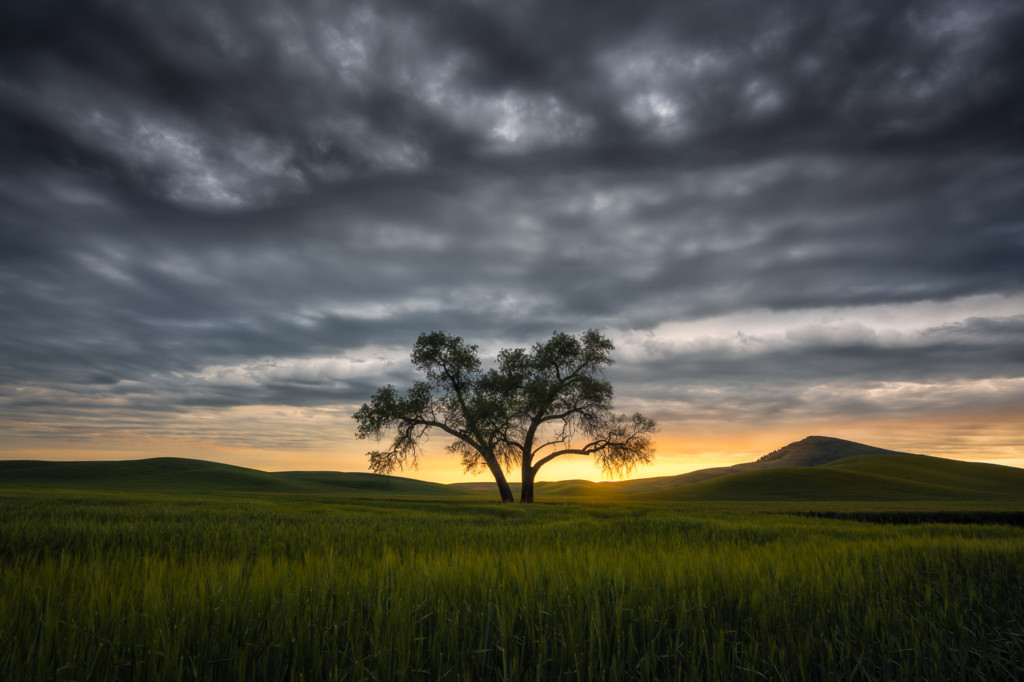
[788,511,1024,528]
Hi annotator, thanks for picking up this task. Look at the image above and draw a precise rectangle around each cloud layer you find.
[1,0,1022,473]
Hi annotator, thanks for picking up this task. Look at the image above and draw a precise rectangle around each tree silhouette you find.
[498,330,657,502]
[353,330,656,503]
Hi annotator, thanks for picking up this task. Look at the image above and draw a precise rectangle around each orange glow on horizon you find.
[2,406,1022,484]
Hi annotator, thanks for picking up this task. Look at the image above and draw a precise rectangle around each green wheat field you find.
[2,456,1024,681]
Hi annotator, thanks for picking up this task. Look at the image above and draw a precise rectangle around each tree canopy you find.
[353,330,657,502]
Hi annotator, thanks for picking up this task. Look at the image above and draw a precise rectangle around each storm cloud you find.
[2,0,1022,472]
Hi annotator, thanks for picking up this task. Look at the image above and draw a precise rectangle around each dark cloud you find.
[1,0,1023,456]
[620,315,1024,391]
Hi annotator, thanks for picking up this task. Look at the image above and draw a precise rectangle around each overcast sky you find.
[2,0,1023,480]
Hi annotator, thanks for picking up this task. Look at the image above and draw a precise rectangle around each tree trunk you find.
[485,457,515,503]
[495,478,515,503]
[519,466,535,503]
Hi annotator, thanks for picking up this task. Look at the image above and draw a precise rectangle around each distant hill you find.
[273,470,470,496]
[609,436,919,494]
[452,436,1021,503]
[3,437,1021,504]
[640,454,1024,502]
[0,458,469,497]
[449,479,623,498]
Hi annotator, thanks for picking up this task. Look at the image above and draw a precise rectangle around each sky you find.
[1,0,1023,483]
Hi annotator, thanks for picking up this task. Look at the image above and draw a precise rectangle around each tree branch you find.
[531,443,603,473]
[406,417,481,452]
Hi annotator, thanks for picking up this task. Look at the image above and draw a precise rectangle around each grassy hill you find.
[641,454,1024,502]
[824,454,1024,496]
[609,436,920,494]
[2,437,1021,505]
[0,458,469,497]
[533,480,624,498]
[273,470,470,496]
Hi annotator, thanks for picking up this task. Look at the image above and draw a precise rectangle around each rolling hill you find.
[447,479,623,498]
[450,436,1023,502]
[639,455,1024,502]
[607,435,920,494]
[0,458,469,497]
[1,436,1021,503]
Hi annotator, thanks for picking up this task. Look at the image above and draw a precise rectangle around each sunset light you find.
[1,1,1022,678]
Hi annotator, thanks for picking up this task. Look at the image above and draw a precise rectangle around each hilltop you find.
[752,435,917,467]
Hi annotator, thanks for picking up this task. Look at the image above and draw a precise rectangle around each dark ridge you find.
[0,458,470,497]
[788,511,1024,528]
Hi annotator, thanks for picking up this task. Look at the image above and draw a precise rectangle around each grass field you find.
[1,486,1023,681]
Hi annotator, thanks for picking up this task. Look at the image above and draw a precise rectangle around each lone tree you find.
[353,330,657,503]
